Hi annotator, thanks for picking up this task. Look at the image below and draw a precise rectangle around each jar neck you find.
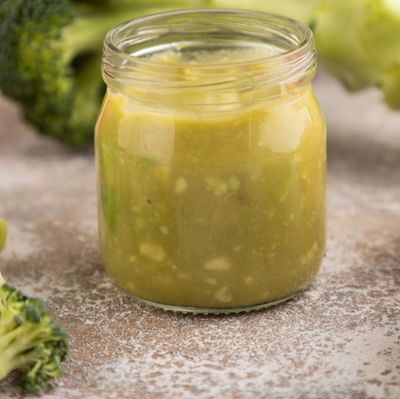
[102,9,316,107]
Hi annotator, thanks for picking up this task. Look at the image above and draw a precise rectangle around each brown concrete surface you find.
[0,72,399,398]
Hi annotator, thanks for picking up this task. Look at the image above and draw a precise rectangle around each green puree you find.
[95,84,326,309]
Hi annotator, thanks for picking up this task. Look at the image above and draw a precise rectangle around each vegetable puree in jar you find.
[96,10,326,312]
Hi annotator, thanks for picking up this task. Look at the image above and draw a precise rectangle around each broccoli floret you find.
[0,285,68,392]
[214,0,400,109]
[0,219,68,393]
[0,0,106,144]
[312,0,400,107]
[0,1,146,145]
[0,0,209,145]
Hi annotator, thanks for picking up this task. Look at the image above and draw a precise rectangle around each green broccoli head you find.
[21,341,67,393]
[0,283,68,393]
[313,0,400,108]
[1,0,78,143]
[0,0,211,145]
[18,300,68,393]
[0,219,68,393]
[0,0,108,145]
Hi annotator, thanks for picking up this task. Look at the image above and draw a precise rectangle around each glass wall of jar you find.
[96,9,326,313]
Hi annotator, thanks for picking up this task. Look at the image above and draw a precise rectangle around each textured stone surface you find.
[0,72,399,399]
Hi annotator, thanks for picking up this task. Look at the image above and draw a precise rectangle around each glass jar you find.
[96,9,326,314]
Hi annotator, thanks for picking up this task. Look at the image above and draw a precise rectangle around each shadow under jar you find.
[95,9,326,314]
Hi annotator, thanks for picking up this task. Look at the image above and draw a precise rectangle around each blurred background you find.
[1,0,400,145]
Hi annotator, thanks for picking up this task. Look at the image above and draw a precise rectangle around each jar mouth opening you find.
[105,9,313,69]
[102,9,316,105]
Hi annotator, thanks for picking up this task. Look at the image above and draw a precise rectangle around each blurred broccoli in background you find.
[0,219,68,393]
[312,0,400,108]
[0,0,399,145]
[0,0,205,145]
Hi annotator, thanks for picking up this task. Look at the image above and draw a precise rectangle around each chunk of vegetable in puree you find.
[96,49,326,308]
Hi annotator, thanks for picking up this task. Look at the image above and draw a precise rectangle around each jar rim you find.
[105,8,313,69]
[102,9,316,105]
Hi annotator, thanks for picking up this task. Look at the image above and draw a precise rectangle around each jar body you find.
[95,84,326,312]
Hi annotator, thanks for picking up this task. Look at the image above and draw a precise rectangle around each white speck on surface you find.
[88,329,399,399]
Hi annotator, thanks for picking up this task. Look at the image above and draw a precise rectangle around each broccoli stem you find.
[60,13,126,63]
[60,2,213,63]
[0,326,41,379]
[0,352,36,381]
[0,318,65,380]
[1,324,41,351]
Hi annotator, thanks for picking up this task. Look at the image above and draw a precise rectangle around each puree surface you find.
[96,50,326,310]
